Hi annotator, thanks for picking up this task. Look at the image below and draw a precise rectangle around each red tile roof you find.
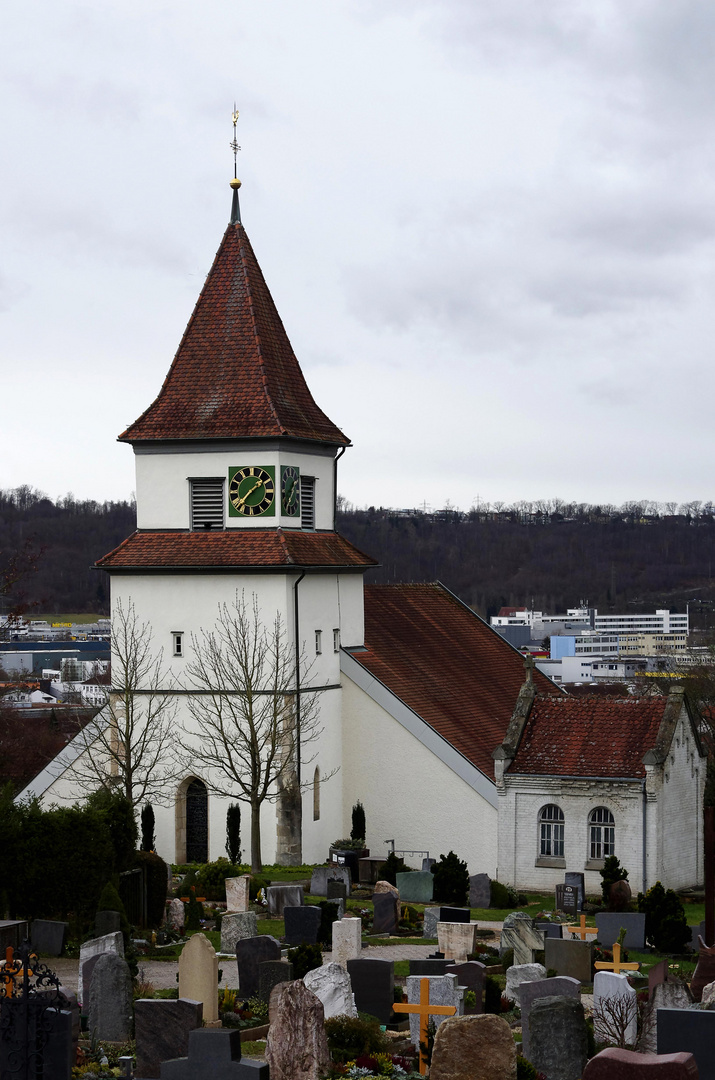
[351,583,555,777]
[509,695,669,778]
[96,529,377,570]
[120,222,349,446]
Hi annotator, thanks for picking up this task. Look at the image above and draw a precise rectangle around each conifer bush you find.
[140,804,155,851]
[226,803,242,864]
[432,851,469,906]
[286,943,323,979]
[637,881,690,953]
[351,801,366,844]
[132,849,168,927]
[378,852,409,885]
[600,855,629,906]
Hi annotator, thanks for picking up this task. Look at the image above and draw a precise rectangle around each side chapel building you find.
[20,183,705,894]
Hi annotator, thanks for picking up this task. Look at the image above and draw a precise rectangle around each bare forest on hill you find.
[3,486,715,629]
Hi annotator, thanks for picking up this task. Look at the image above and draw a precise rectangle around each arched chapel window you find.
[313,767,320,821]
[185,778,208,863]
[589,807,614,860]
[539,804,564,858]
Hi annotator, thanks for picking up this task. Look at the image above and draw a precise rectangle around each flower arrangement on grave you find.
[218,988,269,1028]
[397,904,421,934]
[324,1053,420,1078]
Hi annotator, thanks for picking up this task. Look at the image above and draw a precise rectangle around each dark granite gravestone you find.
[565,872,586,911]
[555,884,566,911]
[409,958,449,976]
[160,1027,269,1078]
[595,912,646,951]
[236,936,282,998]
[372,893,398,935]
[283,905,321,946]
[347,958,395,1025]
[135,998,203,1078]
[95,910,121,938]
[469,874,491,909]
[529,995,588,1080]
[440,907,471,923]
[0,1000,74,1080]
[518,975,580,1060]
[544,938,594,983]
[422,858,436,872]
[583,1046,699,1079]
[658,1007,715,1080]
[562,884,579,920]
[0,920,28,952]
[326,880,347,901]
[536,921,563,939]
[444,961,486,1011]
[31,920,69,957]
[258,960,293,1004]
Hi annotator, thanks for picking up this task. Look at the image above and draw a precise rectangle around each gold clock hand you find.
[236,479,264,508]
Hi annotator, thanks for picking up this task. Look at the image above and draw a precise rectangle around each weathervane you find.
[229,103,242,224]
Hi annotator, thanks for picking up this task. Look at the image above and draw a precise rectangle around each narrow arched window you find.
[589,807,615,860]
[313,766,320,821]
[539,804,564,858]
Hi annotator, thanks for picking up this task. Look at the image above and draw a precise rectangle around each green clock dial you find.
[228,466,276,517]
[281,466,301,516]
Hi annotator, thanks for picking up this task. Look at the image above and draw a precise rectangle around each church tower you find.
[98,177,375,865]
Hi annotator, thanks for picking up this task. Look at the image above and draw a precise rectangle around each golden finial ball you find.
[230,178,242,189]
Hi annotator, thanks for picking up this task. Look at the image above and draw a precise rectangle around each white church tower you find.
[97,178,375,866]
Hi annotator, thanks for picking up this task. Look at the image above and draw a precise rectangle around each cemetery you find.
[2,802,715,1080]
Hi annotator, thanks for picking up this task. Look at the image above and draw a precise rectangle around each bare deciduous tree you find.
[179,591,331,872]
[68,598,180,807]
[592,990,639,1049]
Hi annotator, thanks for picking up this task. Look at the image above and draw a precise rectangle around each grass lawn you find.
[34,612,104,624]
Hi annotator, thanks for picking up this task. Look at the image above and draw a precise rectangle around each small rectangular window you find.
[333,628,340,652]
[190,477,224,530]
[315,630,322,655]
[301,477,316,530]
[173,632,184,657]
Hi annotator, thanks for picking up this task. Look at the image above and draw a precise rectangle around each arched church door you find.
[185,778,208,863]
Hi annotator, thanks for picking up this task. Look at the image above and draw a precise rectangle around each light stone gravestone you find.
[405,973,463,1048]
[167,898,185,932]
[179,933,219,1024]
[469,873,491,909]
[593,971,637,1047]
[395,870,434,903]
[266,884,303,917]
[331,917,362,968]
[304,961,357,1019]
[640,980,692,1052]
[429,1012,516,1080]
[88,953,132,1042]
[77,931,124,1007]
[265,980,331,1080]
[505,963,546,1006]
[310,866,351,897]
[423,907,440,938]
[595,911,647,951]
[135,997,203,1079]
[221,911,258,953]
[437,921,478,962]
[529,995,588,1080]
[500,912,545,966]
[518,975,580,1060]
[225,875,251,913]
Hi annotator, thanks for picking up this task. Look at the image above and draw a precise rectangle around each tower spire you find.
[230,104,242,224]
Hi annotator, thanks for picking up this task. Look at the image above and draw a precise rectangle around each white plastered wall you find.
[658,707,704,890]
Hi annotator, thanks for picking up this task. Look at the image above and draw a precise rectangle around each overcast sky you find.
[3,1,715,512]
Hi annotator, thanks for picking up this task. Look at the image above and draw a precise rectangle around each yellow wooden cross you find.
[593,941,640,976]
[1,946,33,998]
[393,976,457,1075]
[565,915,598,941]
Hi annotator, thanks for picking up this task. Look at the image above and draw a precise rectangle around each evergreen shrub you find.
[600,855,629,906]
[489,880,510,909]
[317,900,341,945]
[97,882,131,944]
[132,849,168,927]
[86,788,137,873]
[194,858,245,900]
[324,1015,390,1063]
[351,801,366,844]
[226,804,242,864]
[484,975,503,1014]
[637,881,690,953]
[286,943,323,979]
[378,852,409,885]
[140,804,155,851]
[432,851,469,906]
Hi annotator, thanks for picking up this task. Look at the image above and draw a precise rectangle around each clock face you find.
[228,466,276,517]
[281,465,301,517]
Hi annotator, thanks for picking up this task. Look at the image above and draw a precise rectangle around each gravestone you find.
[424,907,441,939]
[221,911,258,953]
[326,880,347,901]
[135,998,203,1078]
[0,1001,73,1080]
[561,885,579,920]
[609,879,633,912]
[504,963,546,1006]
[691,941,715,1002]
[536,921,563,939]
[396,871,434,903]
[405,973,464,1047]
[373,880,401,921]
[167,898,185,931]
[332,917,361,968]
[95,910,121,938]
[649,960,670,994]
[565,872,585,911]
[545,938,594,983]
[330,848,360,883]
[284,905,321,946]
[31,920,68,957]
[327,897,345,920]
[529,996,588,1080]
[690,922,706,952]
[236,936,281,998]
[88,953,132,1042]
[372,892,399,935]
[555,884,566,911]
[593,971,637,1047]
[347,957,394,1025]
[640,980,692,1053]
[267,885,303,916]
[422,858,436,872]
[77,931,124,1006]
[179,933,219,1023]
[81,955,103,1017]
[258,960,293,1003]
[0,920,28,952]
[310,866,351,897]
[304,961,357,1019]
[160,1027,269,1078]
[359,857,386,884]
[469,874,491,909]
[265,980,331,1080]
[440,907,471,923]
[225,875,251,913]
[658,1008,715,1080]
[518,975,580,1060]
[410,958,449,976]
[583,1047,699,1080]
[429,1013,516,1080]
[500,913,545,965]
[438,922,478,962]
[595,912,647,951]
[445,961,486,1011]
[702,980,715,1007]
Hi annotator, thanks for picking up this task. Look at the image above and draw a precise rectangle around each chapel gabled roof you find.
[119,220,349,446]
[348,583,556,778]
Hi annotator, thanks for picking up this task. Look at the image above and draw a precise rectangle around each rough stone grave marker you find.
[640,980,692,1053]
[304,961,357,1019]
[88,953,132,1042]
[429,1012,516,1080]
[332,917,361,968]
[518,975,580,1060]
[529,995,588,1080]
[583,1046,699,1079]
[77,931,123,1007]
[221,911,258,953]
[505,963,546,1006]
[284,905,321,946]
[500,913,544,965]
[396,871,434,903]
[347,957,394,1025]
[179,933,219,1024]
[423,907,440,938]
[167,898,185,932]
[658,1008,715,1080]
[135,998,203,1078]
[160,1027,269,1078]
[265,980,330,1080]
[236,936,281,998]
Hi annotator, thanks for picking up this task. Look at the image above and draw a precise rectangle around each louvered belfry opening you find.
[300,476,315,530]
[190,478,224,530]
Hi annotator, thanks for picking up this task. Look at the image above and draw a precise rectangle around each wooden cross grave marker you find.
[593,941,640,976]
[565,914,598,941]
[393,976,457,1075]
[1,946,33,998]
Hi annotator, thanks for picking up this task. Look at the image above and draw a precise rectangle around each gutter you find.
[334,446,347,523]
[642,778,648,893]
[293,569,306,785]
